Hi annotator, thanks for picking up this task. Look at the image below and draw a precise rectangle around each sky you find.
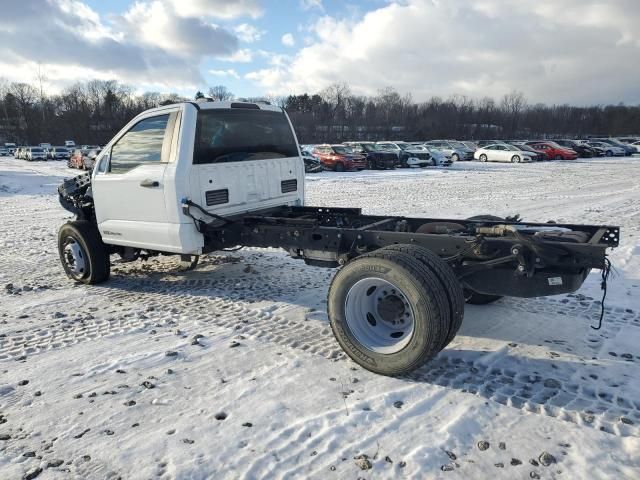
[0,0,639,105]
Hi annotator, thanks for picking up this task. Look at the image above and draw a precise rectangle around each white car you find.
[25,147,47,161]
[474,144,534,163]
[629,141,640,154]
[584,141,625,157]
[410,145,452,166]
[375,141,434,167]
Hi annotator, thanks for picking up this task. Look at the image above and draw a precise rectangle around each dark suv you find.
[555,139,594,158]
[342,142,396,169]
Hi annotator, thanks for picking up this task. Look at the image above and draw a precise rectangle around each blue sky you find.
[77,0,365,98]
[1,1,639,104]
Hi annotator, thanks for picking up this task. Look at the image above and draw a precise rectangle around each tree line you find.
[1,79,639,146]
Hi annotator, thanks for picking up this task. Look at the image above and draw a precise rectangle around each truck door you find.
[92,109,182,252]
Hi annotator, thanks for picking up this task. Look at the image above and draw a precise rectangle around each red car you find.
[526,141,578,160]
[312,144,367,171]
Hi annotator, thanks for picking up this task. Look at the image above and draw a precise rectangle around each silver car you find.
[26,147,47,161]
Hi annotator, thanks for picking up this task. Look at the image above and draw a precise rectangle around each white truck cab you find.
[90,101,304,255]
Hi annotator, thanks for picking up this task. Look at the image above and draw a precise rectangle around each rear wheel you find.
[380,245,464,348]
[328,248,452,375]
[58,221,110,284]
[479,154,487,162]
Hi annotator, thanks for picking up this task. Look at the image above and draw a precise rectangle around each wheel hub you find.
[63,238,86,276]
[345,277,415,354]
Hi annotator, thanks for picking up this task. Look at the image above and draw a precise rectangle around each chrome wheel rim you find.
[62,237,87,278]
[345,278,415,354]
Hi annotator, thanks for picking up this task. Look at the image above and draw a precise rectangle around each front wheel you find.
[58,221,110,284]
[451,153,459,162]
[328,248,454,376]
[335,162,345,172]
[606,150,612,157]
[479,154,487,162]
[511,155,520,163]
[555,155,562,160]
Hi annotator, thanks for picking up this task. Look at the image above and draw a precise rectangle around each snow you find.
[1,157,640,479]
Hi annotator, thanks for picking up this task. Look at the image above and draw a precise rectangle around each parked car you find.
[68,148,102,170]
[630,141,640,154]
[25,147,47,161]
[554,139,595,158]
[506,142,545,161]
[343,142,397,170]
[476,140,505,148]
[4,143,17,155]
[0,147,8,156]
[311,144,366,172]
[375,141,434,167]
[64,140,76,149]
[300,150,322,173]
[584,141,625,157]
[424,140,474,161]
[525,141,578,160]
[461,141,478,151]
[592,138,635,156]
[474,144,534,163]
[48,146,70,160]
[616,137,639,144]
[411,145,452,166]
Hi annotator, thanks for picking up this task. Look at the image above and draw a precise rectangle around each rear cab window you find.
[194,108,298,164]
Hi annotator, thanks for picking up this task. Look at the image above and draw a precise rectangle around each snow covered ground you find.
[1,157,639,479]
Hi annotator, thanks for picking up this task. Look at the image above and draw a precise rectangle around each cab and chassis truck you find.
[57,101,619,376]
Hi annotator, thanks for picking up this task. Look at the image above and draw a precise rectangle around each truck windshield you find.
[194,108,298,164]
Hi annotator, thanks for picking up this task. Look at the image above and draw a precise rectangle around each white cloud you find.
[209,68,240,79]
[281,33,295,47]
[245,0,640,105]
[0,0,241,91]
[234,23,264,43]
[300,0,323,11]
[121,1,237,56]
[165,0,262,19]
[217,48,253,63]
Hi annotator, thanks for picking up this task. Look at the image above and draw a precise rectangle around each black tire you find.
[379,245,464,348]
[606,150,612,157]
[479,154,487,162]
[555,155,562,160]
[335,162,345,172]
[328,249,450,376]
[511,155,520,163]
[467,214,504,222]
[58,221,110,284]
[451,153,459,162]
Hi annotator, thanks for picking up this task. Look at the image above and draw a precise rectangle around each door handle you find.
[140,179,160,188]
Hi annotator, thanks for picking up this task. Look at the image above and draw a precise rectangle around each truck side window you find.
[109,114,170,173]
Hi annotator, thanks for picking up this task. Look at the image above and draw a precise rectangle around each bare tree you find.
[208,85,234,101]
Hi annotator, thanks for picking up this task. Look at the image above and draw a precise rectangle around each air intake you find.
[205,189,229,206]
[281,179,297,193]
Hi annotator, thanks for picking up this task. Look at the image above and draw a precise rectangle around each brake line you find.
[591,257,613,330]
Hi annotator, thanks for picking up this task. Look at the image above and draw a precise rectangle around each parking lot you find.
[1,157,639,479]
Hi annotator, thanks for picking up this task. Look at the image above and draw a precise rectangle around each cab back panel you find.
[191,158,304,215]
